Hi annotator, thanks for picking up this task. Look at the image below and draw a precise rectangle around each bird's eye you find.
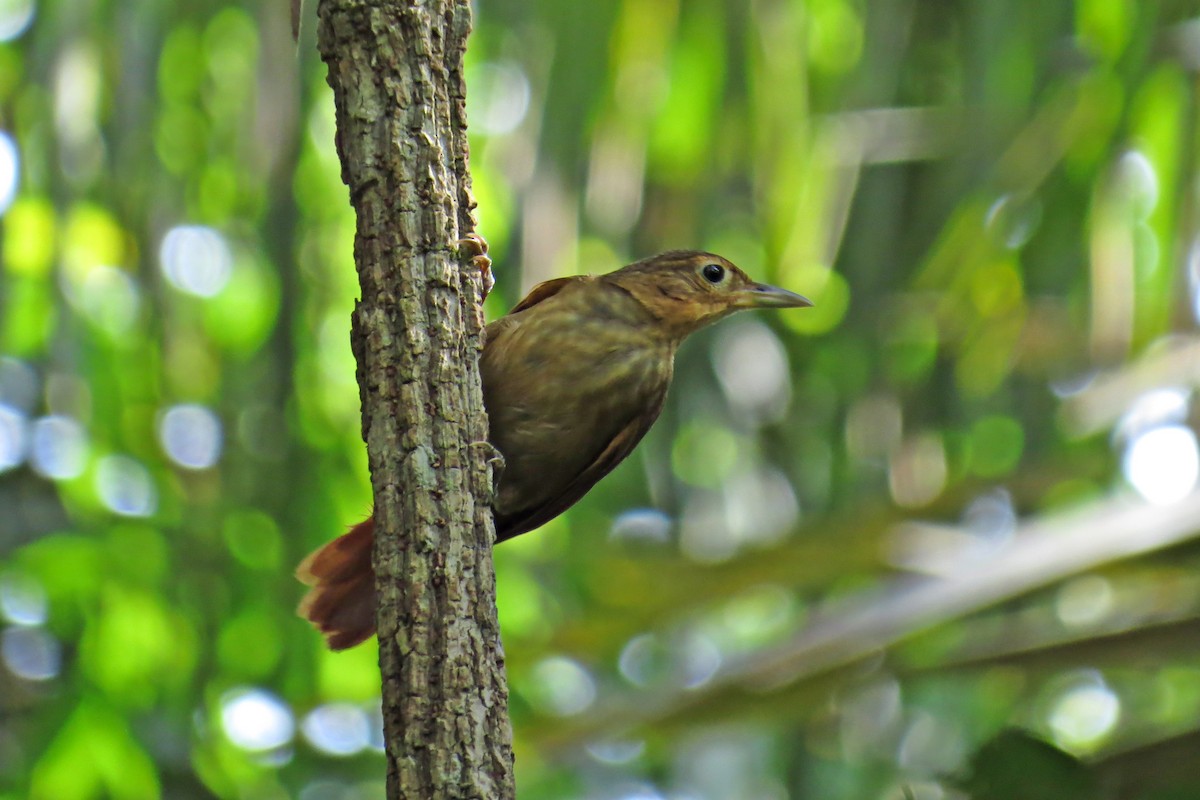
[701,263,725,283]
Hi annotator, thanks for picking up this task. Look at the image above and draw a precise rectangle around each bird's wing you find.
[509,277,576,314]
[493,403,664,543]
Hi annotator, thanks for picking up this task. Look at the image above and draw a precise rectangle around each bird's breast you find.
[480,303,675,517]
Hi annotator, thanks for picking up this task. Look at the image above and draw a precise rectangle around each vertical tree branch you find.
[316,1,515,797]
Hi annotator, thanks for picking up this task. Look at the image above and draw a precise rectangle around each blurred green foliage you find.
[3,0,1200,798]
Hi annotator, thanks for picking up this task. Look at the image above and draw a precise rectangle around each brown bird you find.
[297,250,811,649]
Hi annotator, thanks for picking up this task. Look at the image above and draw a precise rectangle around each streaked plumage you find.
[297,250,811,649]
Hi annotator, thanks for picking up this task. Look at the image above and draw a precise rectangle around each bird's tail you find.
[296,517,377,650]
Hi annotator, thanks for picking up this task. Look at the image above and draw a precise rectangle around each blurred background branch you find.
[529,490,1200,751]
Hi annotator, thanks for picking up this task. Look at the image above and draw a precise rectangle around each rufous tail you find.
[296,517,376,650]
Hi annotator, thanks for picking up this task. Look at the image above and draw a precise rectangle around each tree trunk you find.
[316,1,515,797]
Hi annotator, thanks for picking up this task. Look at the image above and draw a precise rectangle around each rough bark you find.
[316,1,515,797]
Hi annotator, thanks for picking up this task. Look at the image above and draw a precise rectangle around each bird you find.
[296,249,812,649]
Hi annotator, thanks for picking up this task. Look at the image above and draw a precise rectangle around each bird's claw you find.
[457,233,494,299]
[470,441,505,502]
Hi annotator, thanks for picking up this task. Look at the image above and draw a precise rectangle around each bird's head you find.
[606,250,813,339]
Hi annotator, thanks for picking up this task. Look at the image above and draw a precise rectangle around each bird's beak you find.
[734,282,814,309]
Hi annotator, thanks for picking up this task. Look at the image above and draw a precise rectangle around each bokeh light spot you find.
[714,584,799,653]
[1048,678,1120,751]
[0,572,47,625]
[609,507,672,544]
[62,204,124,283]
[159,403,223,469]
[160,225,233,297]
[468,61,531,136]
[585,738,647,765]
[713,321,791,422]
[76,265,141,338]
[301,703,371,757]
[298,780,362,800]
[95,455,157,517]
[889,432,947,508]
[607,784,665,800]
[365,704,385,753]
[680,491,738,563]
[839,678,903,757]
[528,656,596,716]
[30,415,87,480]
[618,633,665,688]
[807,0,863,74]
[1189,238,1200,326]
[1116,149,1158,219]
[897,711,965,774]
[1116,387,1190,440]
[1123,425,1198,505]
[681,631,722,689]
[1,626,60,681]
[985,193,1042,249]
[963,488,1017,541]
[1056,575,1115,628]
[0,0,35,42]
[723,467,799,546]
[0,403,27,471]
[220,687,295,752]
[0,130,18,214]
